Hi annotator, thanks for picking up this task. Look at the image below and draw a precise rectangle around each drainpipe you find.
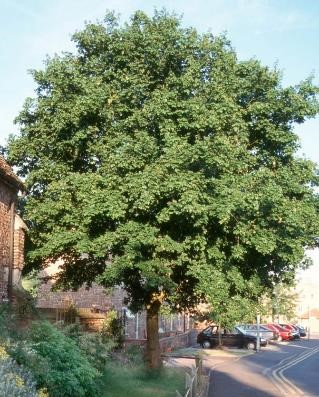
[135,312,139,339]
[7,200,15,303]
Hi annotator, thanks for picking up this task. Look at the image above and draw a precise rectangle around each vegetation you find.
[9,321,100,397]
[263,283,299,322]
[7,10,319,368]
[0,344,42,397]
[0,305,183,397]
[101,362,184,397]
[198,268,263,330]
[100,309,125,348]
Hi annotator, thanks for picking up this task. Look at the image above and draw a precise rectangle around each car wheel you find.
[246,342,256,350]
[202,341,211,349]
[277,335,282,342]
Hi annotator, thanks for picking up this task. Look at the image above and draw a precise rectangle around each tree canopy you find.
[7,10,319,367]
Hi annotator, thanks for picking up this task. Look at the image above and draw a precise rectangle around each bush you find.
[0,304,17,335]
[10,321,101,397]
[100,310,124,348]
[12,287,37,320]
[63,303,78,324]
[0,305,10,339]
[63,323,116,369]
[0,344,39,397]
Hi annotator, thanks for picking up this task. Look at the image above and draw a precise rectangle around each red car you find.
[265,323,293,341]
[280,324,300,339]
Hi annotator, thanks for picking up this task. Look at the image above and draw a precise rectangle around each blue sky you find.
[1,0,318,163]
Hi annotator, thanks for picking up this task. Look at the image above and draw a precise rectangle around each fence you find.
[160,329,198,352]
[122,311,194,339]
[176,358,208,397]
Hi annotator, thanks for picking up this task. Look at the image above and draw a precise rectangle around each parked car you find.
[280,324,300,339]
[295,325,307,337]
[264,323,293,341]
[236,324,276,342]
[197,325,267,350]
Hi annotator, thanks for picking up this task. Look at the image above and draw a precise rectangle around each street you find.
[207,335,319,397]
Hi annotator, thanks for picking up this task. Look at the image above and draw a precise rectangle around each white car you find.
[236,324,275,341]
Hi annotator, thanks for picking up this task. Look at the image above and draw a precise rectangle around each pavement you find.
[163,344,255,397]
[163,345,255,368]
[162,342,293,396]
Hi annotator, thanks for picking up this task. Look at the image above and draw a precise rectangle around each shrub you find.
[10,321,101,397]
[123,345,145,366]
[63,323,115,369]
[12,286,38,320]
[0,304,17,340]
[78,332,116,369]
[0,344,39,397]
[63,303,78,324]
[100,310,124,348]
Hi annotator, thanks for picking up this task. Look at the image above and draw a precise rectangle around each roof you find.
[0,155,25,190]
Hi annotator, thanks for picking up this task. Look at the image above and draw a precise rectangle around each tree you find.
[264,283,299,322]
[195,264,264,346]
[198,267,263,326]
[7,10,319,368]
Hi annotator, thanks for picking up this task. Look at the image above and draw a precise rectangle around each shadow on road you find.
[208,369,280,397]
[207,337,319,397]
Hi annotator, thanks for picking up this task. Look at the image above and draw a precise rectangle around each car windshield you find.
[237,325,271,332]
[203,325,219,335]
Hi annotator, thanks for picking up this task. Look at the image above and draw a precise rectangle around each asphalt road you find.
[207,335,319,397]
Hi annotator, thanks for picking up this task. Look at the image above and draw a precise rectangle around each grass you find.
[101,363,185,397]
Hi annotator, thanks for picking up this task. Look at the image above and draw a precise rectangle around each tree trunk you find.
[218,322,222,347]
[146,301,162,370]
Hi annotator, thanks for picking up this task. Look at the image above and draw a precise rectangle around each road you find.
[207,335,319,397]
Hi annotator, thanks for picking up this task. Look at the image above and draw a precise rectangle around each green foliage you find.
[120,345,145,367]
[10,321,100,397]
[263,283,298,322]
[100,362,184,397]
[0,344,40,397]
[196,265,263,329]
[22,271,40,299]
[100,310,124,347]
[77,332,115,368]
[7,10,319,323]
[0,304,25,341]
[63,323,116,369]
[0,305,11,339]
[63,303,78,324]
[12,287,38,321]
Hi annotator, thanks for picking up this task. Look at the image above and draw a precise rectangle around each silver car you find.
[236,324,275,341]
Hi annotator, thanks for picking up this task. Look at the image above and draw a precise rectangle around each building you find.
[0,155,26,302]
[36,259,193,338]
[296,280,319,332]
[295,249,319,332]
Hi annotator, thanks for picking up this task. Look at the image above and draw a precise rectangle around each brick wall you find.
[37,280,116,309]
[36,260,127,310]
[0,181,14,299]
[36,260,195,338]
[13,215,27,286]
[0,155,25,301]
[36,258,124,310]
